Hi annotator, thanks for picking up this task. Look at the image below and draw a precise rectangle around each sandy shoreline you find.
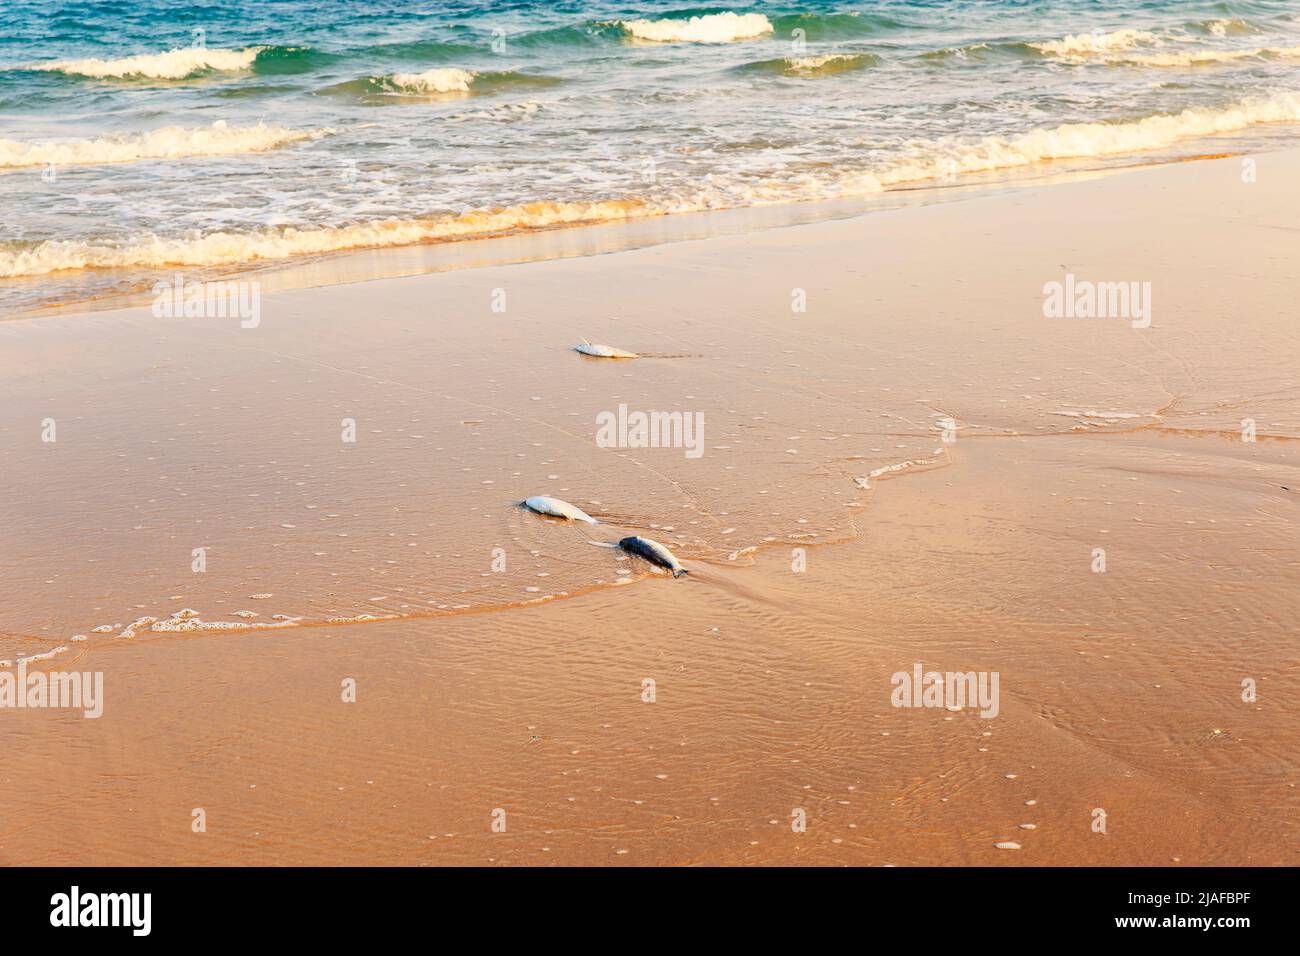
[1,149,1296,865]
[0,148,1256,321]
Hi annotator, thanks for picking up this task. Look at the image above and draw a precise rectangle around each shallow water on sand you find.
[3,151,1298,668]
[1,432,1294,865]
[1,150,1297,864]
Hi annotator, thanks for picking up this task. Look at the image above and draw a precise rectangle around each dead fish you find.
[575,337,638,359]
[523,495,597,524]
[619,535,688,577]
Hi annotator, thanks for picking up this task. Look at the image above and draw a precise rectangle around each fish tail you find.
[673,568,689,578]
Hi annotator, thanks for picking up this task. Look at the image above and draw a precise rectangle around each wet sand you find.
[1,150,1297,865]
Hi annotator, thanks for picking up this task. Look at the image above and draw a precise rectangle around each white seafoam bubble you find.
[619,13,773,44]
[25,46,264,79]
[0,120,330,170]
[1031,25,1300,67]
[1032,29,1162,56]
[781,54,874,76]
[385,68,477,93]
[1108,45,1300,67]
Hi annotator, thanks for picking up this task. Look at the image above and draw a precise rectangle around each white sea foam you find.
[16,646,68,665]
[150,612,300,632]
[442,99,542,124]
[783,53,871,75]
[1111,45,1300,67]
[0,198,653,277]
[868,457,941,480]
[1194,19,1257,38]
[6,92,1299,278]
[0,120,330,169]
[27,46,263,80]
[386,67,477,93]
[621,12,773,43]
[1033,29,1161,56]
[931,43,991,60]
[1054,410,1144,420]
[868,90,1300,190]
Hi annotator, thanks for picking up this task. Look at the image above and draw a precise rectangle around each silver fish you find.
[619,535,688,577]
[523,495,597,524]
[574,337,638,359]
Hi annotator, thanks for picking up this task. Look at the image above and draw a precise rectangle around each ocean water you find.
[3,0,1300,313]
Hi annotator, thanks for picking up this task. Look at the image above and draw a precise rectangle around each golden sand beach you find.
[0,149,1296,866]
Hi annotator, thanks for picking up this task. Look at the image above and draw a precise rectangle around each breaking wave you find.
[738,53,878,77]
[1102,45,1300,67]
[5,91,1300,278]
[619,12,773,44]
[326,68,556,98]
[1032,29,1161,57]
[0,199,653,277]
[1186,18,1261,37]
[387,66,477,93]
[862,90,1300,189]
[25,46,264,79]
[0,120,330,169]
